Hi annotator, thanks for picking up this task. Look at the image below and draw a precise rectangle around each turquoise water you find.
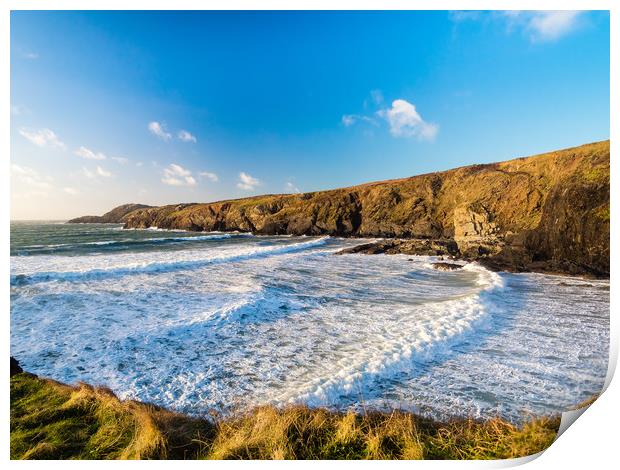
[10,221,610,422]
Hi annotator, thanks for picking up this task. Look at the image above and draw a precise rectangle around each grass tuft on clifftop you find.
[11,373,561,460]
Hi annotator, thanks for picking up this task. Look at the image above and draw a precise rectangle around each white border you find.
[2,1,616,468]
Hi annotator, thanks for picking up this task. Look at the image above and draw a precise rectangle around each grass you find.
[11,373,563,460]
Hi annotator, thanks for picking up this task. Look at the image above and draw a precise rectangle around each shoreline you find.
[10,360,565,460]
[62,140,610,279]
[51,222,612,279]
[332,238,610,280]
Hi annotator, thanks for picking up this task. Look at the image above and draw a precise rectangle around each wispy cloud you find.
[178,130,197,143]
[19,128,65,148]
[80,165,112,178]
[23,51,39,60]
[11,164,53,189]
[96,166,112,177]
[11,105,28,115]
[449,10,482,22]
[377,99,439,141]
[341,114,378,127]
[162,163,197,186]
[75,146,107,160]
[370,89,384,106]
[451,10,584,42]
[148,121,172,141]
[199,171,219,182]
[285,181,301,193]
[237,172,260,191]
[63,187,79,195]
[111,156,129,164]
[507,11,583,42]
[82,167,96,179]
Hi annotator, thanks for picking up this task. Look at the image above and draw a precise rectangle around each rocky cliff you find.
[67,203,153,224]
[78,141,609,276]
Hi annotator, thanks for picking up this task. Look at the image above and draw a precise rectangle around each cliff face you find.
[67,203,153,224]
[98,141,607,276]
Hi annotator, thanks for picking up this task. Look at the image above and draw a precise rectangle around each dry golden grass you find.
[11,373,562,460]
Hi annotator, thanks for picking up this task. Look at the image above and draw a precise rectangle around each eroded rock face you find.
[76,141,609,277]
[453,204,499,241]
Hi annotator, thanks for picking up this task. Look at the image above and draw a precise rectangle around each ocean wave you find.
[10,230,609,422]
[18,233,251,251]
[11,237,330,286]
[270,263,504,407]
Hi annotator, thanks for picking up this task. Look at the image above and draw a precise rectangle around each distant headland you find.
[69,140,610,278]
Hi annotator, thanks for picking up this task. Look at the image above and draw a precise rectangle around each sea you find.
[10,221,610,423]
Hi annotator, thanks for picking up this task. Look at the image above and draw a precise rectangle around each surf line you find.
[10,237,331,286]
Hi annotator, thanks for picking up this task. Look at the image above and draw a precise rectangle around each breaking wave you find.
[10,222,610,423]
[11,236,330,286]
[272,264,504,406]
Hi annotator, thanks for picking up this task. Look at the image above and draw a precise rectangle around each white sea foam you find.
[9,228,609,423]
[10,236,330,285]
[271,263,504,406]
[20,232,251,250]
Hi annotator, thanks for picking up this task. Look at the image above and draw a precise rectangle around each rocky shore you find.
[67,141,610,277]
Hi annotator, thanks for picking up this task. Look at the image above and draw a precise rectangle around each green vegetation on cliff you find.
[11,373,560,460]
[67,203,153,224]
[72,141,609,276]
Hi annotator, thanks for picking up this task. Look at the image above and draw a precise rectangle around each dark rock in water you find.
[10,357,23,376]
[432,262,464,271]
[336,239,459,257]
[336,241,392,255]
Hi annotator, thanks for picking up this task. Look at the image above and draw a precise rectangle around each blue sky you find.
[10,10,610,219]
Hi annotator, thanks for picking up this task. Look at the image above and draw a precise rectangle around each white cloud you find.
[11,105,28,115]
[453,10,584,42]
[237,172,260,191]
[449,10,482,22]
[19,128,65,148]
[377,99,439,141]
[199,171,219,182]
[96,166,112,177]
[63,187,79,195]
[178,130,197,143]
[370,89,384,105]
[148,121,172,141]
[11,164,53,189]
[75,146,107,160]
[82,167,96,179]
[521,11,583,42]
[342,115,356,127]
[23,51,39,59]
[342,114,378,127]
[136,161,144,167]
[111,156,129,164]
[162,163,197,186]
[285,181,301,193]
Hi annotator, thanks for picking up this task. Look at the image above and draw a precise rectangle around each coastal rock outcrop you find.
[431,262,464,271]
[336,239,459,257]
[68,203,153,224]
[74,141,610,277]
[10,357,23,376]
